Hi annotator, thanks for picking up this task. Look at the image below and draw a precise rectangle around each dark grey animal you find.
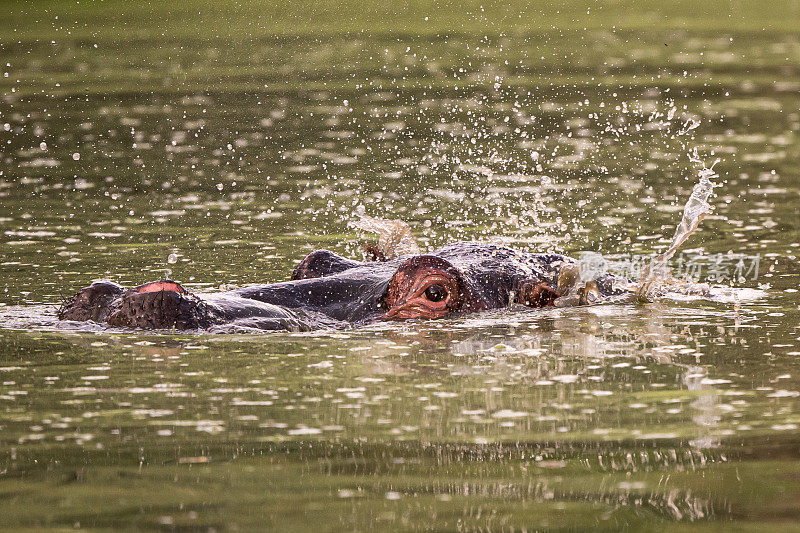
[59,242,623,331]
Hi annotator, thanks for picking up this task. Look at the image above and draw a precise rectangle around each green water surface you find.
[1,1,800,530]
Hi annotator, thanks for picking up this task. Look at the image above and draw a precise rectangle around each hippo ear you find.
[381,255,486,319]
[291,250,362,280]
[363,243,387,262]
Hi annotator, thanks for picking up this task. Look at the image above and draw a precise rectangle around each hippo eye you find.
[424,284,447,302]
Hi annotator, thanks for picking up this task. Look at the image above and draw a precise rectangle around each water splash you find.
[635,158,721,301]
[349,207,421,260]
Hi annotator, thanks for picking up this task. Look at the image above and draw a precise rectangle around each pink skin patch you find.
[135,281,185,294]
[383,269,460,320]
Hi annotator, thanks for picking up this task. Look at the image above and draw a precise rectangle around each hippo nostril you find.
[135,280,185,294]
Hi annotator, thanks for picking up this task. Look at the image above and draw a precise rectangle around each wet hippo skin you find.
[59,242,624,332]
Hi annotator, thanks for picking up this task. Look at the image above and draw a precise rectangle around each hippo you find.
[58,242,627,332]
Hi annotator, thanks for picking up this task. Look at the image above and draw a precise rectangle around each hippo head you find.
[289,251,487,322]
[59,242,570,331]
[265,242,566,326]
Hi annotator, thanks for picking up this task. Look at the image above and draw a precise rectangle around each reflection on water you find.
[2,1,800,529]
[1,296,799,527]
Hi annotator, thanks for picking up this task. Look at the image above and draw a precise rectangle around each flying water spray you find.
[349,207,421,260]
[635,155,721,301]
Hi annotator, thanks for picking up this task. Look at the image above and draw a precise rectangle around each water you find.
[636,164,719,300]
[350,209,421,259]
[2,0,800,529]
